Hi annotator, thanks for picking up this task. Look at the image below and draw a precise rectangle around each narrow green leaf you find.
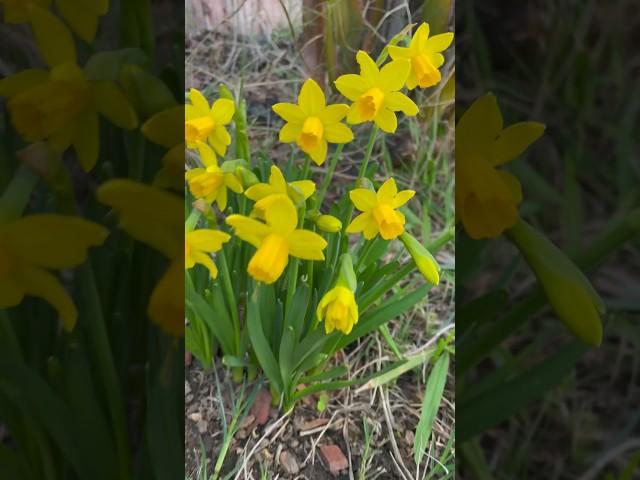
[414,352,450,466]
[186,287,235,355]
[284,284,310,342]
[279,326,296,393]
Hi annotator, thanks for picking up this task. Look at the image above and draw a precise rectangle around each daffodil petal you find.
[186,230,230,252]
[425,32,454,53]
[29,5,76,67]
[346,212,372,233]
[216,185,228,211]
[298,78,326,115]
[392,189,415,208]
[410,23,429,52]
[350,189,377,211]
[385,92,419,115]
[272,103,306,123]
[456,93,504,159]
[324,123,354,143]
[290,180,316,199]
[0,69,48,97]
[308,139,328,166]
[148,261,184,337]
[318,104,349,124]
[363,221,379,239]
[211,98,235,124]
[346,103,364,124]
[374,108,397,133]
[388,45,412,60]
[489,122,546,166]
[269,166,287,192]
[334,74,366,102]
[224,173,243,193]
[0,279,24,307]
[191,250,219,278]
[196,142,217,167]
[264,196,297,234]
[356,50,379,86]
[189,88,210,113]
[431,53,445,68]
[245,183,275,201]
[289,230,327,260]
[497,171,523,204]
[379,59,411,92]
[207,133,228,157]
[55,0,98,42]
[93,81,138,129]
[279,122,302,142]
[226,215,270,248]
[142,105,184,148]
[377,178,398,202]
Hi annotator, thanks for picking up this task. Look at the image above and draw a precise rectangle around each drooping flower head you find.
[244,165,315,215]
[226,196,327,284]
[388,23,453,89]
[0,7,138,171]
[0,214,107,330]
[272,79,354,165]
[186,143,243,211]
[347,178,415,240]
[456,94,545,239]
[185,88,235,156]
[185,229,231,279]
[334,51,418,133]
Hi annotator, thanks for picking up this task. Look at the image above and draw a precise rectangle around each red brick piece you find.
[251,389,272,426]
[319,444,348,475]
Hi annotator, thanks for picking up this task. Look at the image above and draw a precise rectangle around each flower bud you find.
[507,219,604,346]
[235,166,260,188]
[316,214,342,233]
[400,232,440,285]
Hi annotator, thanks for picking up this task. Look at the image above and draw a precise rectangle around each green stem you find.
[79,264,130,480]
[355,239,375,272]
[301,155,312,180]
[317,143,345,207]
[218,251,241,354]
[285,260,299,315]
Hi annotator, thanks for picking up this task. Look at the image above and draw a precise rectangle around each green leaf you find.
[279,326,296,393]
[457,341,587,442]
[457,290,509,335]
[414,352,450,466]
[247,286,283,394]
[284,284,310,342]
[84,48,150,81]
[186,287,235,355]
[301,366,348,385]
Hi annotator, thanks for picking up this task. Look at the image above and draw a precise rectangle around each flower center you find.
[185,116,216,144]
[372,203,404,240]
[412,54,441,88]
[247,234,290,284]
[187,169,224,199]
[357,87,385,120]
[297,116,324,151]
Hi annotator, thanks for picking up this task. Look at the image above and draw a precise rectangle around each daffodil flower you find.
[272,79,353,165]
[226,196,327,285]
[347,178,415,240]
[97,179,184,336]
[334,51,418,133]
[2,0,109,42]
[388,23,453,89]
[0,7,138,171]
[245,165,315,210]
[185,229,231,279]
[185,88,235,157]
[142,105,185,191]
[186,143,243,211]
[456,94,545,239]
[0,214,107,330]
[317,287,359,334]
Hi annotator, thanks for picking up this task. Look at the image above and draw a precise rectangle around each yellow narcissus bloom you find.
[272,79,353,165]
[0,214,107,330]
[185,88,235,156]
[245,165,315,209]
[334,51,418,133]
[317,286,359,335]
[142,105,185,191]
[226,197,327,285]
[388,23,453,89]
[456,94,545,239]
[185,229,231,279]
[2,0,109,42]
[186,143,243,211]
[347,178,415,240]
[97,179,184,336]
[0,8,137,171]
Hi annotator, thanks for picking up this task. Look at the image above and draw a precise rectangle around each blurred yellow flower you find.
[315,214,342,233]
[185,229,231,279]
[347,178,415,240]
[0,8,137,171]
[245,165,315,209]
[456,94,545,239]
[334,51,418,133]
[388,23,453,89]
[272,79,353,165]
[2,0,109,42]
[97,179,184,336]
[142,105,185,191]
[0,214,107,330]
[226,196,327,284]
[185,88,235,157]
[317,286,359,335]
[186,143,243,211]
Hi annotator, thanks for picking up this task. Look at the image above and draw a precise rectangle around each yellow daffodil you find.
[226,196,327,284]
[315,214,342,233]
[2,0,109,42]
[272,79,353,165]
[185,88,235,157]
[186,143,243,211]
[456,94,545,239]
[334,51,418,133]
[245,164,315,209]
[347,178,415,240]
[317,286,359,334]
[142,105,185,191]
[388,23,453,89]
[0,214,107,330]
[0,8,137,171]
[185,229,230,278]
[97,179,184,336]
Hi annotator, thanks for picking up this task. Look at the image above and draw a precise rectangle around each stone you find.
[319,444,348,475]
[279,450,299,475]
[251,389,272,426]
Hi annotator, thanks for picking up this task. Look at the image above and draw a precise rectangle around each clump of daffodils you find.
[184,23,451,409]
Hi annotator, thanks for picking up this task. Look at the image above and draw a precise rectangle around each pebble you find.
[279,450,299,475]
